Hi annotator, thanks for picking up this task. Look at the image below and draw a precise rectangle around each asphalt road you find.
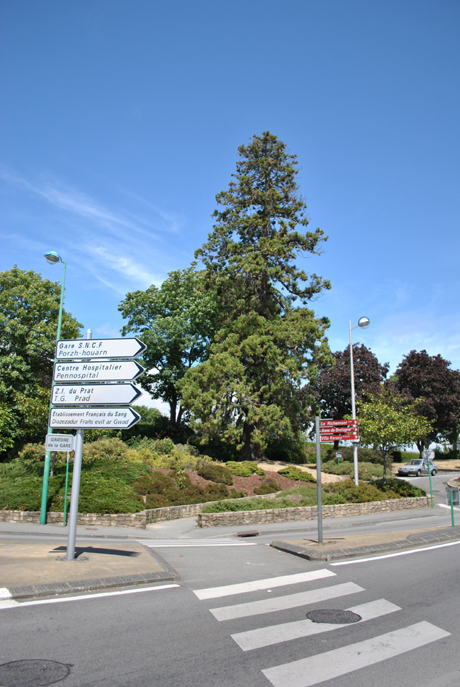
[1,528,459,687]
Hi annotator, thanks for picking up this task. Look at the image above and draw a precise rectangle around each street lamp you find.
[40,251,67,524]
[349,316,370,486]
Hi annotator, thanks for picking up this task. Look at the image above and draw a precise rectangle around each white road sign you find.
[53,360,145,383]
[55,337,146,360]
[45,434,75,452]
[49,407,141,430]
[52,383,142,406]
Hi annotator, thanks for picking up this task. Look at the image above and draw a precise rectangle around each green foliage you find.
[119,267,218,425]
[254,479,281,494]
[181,132,332,460]
[324,446,383,464]
[133,470,230,508]
[56,474,144,514]
[225,460,265,476]
[277,466,317,483]
[0,474,64,511]
[0,266,82,453]
[371,478,426,498]
[322,480,394,503]
[356,390,433,482]
[197,463,234,485]
[320,460,383,480]
[82,437,128,464]
[265,435,309,464]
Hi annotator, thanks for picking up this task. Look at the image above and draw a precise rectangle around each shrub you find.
[265,436,308,464]
[197,463,234,485]
[17,443,46,463]
[371,478,426,498]
[83,438,128,464]
[134,470,231,508]
[225,461,265,477]
[51,473,144,514]
[321,460,383,480]
[0,474,64,511]
[254,480,281,495]
[148,447,212,471]
[90,459,151,485]
[278,466,316,483]
[323,479,390,503]
[324,446,383,464]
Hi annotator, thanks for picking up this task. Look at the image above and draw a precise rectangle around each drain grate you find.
[0,659,71,687]
[306,609,362,624]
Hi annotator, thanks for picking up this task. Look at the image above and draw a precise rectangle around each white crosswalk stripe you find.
[210,582,364,621]
[231,598,400,651]
[192,570,450,685]
[140,538,257,547]
[194,569,336,600]
[262,621,451,687]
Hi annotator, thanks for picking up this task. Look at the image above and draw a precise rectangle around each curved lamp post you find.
[40,251,67,524]
[349,316,370,486]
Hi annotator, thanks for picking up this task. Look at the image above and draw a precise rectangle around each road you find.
[1,472,459,687]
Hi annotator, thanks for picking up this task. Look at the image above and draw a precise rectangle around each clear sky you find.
[1,0,459,412]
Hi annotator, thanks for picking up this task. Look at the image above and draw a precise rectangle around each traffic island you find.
[271,524,460,562]
[0,540,178,600]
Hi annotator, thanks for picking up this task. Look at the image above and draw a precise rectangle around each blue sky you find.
[1,0,459,412]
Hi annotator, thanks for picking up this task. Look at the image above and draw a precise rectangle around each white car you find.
[397,459,437,477]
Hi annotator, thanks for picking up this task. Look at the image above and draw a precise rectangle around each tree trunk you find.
[169,397,177,425]
[240,422,263,462]
[382,450,387,485]
[333,440,339,451]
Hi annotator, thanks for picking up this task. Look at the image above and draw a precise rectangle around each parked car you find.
[397,459,438,477]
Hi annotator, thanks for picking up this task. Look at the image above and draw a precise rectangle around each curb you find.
[271,525,460,562]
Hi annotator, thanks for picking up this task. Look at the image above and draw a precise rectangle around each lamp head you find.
[44,251,62,265]
[358,316,370,329]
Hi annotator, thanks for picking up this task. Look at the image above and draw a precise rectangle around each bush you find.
[265,436,308,464]
[148,447,212,471]
[225,461,265,477]
[321,460,383,480]
[323,479,391,503]
[90,459,151,485]
[133,469,231,508]
[17,443,46,463]
[371,478,426,498]
[54,473,144,514]
[0,474,64,511]
[325,446,383,464]
[197,463,234,485]
[83,438,128,464]
[254,478,281,495]
[278,466,316,483]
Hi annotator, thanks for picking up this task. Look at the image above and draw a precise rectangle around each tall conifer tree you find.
[180,132,333,459]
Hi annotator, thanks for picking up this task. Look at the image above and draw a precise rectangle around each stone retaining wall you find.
[197,496,432,528]
[0,495,432,529]
[0,510,147,528]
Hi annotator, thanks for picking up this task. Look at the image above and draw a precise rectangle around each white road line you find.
[437,503,460,512]
[140,539,257,547]
[0,584,179,610]
[0,588,12,599]
[193,570,336,600]
[331,539,460,566]
[231,598,400,651]
[210,582,364,622]
[262,621,450,687]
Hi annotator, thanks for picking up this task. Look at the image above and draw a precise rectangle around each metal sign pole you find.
[63,452,70,527]
[66,429,84,560]
[316,416,323,545]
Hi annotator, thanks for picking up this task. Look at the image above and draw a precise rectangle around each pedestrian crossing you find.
[192,569,450,686]
[140,538,257,547]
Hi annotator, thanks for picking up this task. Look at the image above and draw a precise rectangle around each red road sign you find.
[320,434,359,442]
[320,419,357,428]
[320,426,357,434]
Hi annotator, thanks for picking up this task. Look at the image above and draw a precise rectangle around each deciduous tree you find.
[180,131,333,460]
[356,390,432,483]
[119,267,217,426]
[310,344,389,448]
[393,350,460,452]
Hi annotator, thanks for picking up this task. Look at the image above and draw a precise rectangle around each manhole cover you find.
[0,660,71,687]
[306,609,362,624]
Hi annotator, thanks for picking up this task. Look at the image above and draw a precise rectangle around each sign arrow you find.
[53,360,145,383]
[55,337,147,360]
[320,419,357,427]
[320,434,359,442]
[49,407,141,430]
[52,383,142,406]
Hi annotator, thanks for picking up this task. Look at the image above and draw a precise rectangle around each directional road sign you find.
[53,360,145,383]
[320,433,359,442]
[320,426,358,434]
[45,434,75,452]
[320,419,357,427]
[51,383,142,406]
[55,337,147,361]
[49,407,141,430]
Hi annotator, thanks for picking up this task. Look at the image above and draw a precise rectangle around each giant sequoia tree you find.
[180,132,333,460]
